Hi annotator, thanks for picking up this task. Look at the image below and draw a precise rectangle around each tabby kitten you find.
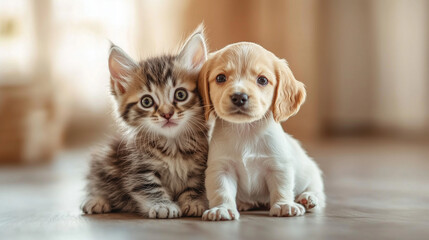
[82,29,209,218]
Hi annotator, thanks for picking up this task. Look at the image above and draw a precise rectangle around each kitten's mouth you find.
[162,121,178,128]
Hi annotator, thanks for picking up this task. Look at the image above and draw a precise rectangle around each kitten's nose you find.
[160,111,174,120]
[231,92,248,107]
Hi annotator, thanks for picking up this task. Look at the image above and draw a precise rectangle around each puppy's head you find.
[198,42,306,123]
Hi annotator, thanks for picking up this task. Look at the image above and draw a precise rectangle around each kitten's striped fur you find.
[82,28,209,218]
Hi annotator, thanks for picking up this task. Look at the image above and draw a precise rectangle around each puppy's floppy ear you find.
[108,44,138,96]
[272,59,306,122]
[198,59,212,121]
[178,24,208,73]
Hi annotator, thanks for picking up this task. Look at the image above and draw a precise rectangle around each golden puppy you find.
[199,42,325,221]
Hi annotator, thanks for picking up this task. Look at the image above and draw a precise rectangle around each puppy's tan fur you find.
[199,42,306,123]
[199,42,325,221]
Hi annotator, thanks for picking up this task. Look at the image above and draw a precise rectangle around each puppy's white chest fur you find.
[231,137,272,203]
[235,151,271,204]
[209,117,283,204]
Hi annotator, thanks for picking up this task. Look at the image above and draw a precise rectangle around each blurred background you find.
[0,0,428,164]
[1,2,429,238]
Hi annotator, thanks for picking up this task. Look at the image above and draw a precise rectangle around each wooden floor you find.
[1,138,429,240]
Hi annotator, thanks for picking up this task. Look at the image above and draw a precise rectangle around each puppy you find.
[198,42,325,221]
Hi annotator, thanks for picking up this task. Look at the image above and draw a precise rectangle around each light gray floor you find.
[1,138,428,240]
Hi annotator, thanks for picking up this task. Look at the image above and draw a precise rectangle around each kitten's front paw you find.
[82,197,111,214]
[270,202,305,217]
[202,205,239,221]
[181,200,208,217]
[148,202,182,219]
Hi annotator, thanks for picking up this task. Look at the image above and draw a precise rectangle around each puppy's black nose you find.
[230,92,248,107]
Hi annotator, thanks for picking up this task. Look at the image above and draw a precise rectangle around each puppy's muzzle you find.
[230,92,248,107]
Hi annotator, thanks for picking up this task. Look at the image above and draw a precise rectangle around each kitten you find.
[82,28,209,218]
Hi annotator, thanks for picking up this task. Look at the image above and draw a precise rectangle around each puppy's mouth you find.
[216,104,265,123]
[229,108,251,116]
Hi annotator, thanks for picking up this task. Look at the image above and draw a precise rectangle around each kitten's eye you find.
[257,76,269,86]
[174,88,188,101]
[140,95,154,108]
[216,74,227,83]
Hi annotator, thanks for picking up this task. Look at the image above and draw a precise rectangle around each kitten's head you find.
[108,27,208,138]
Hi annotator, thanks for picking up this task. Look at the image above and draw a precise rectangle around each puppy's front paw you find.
[148,202,182,219]
[202,206,239,221]
[296,192,319,210]
[181,199,208,217]
[82,197,111,214]
[270,202,305,217]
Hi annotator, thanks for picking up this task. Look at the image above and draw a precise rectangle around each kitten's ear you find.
[108,44,138,95]
[178,25,208,72]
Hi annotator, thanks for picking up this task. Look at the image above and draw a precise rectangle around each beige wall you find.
[1,0,428,163]
[320,0,429,136]
[320,0,375,133]
[372,0,429,134]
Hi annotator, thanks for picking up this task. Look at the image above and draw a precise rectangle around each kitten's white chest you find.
[159,155,190,196]
[164,157,189,180]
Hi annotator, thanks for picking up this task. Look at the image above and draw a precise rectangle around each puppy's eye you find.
[141,95,154,108]
[257,76,269,86]
[174,88,188,102]
[216,74,227,83]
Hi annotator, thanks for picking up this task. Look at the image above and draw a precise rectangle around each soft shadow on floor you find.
[1,137,428,240]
